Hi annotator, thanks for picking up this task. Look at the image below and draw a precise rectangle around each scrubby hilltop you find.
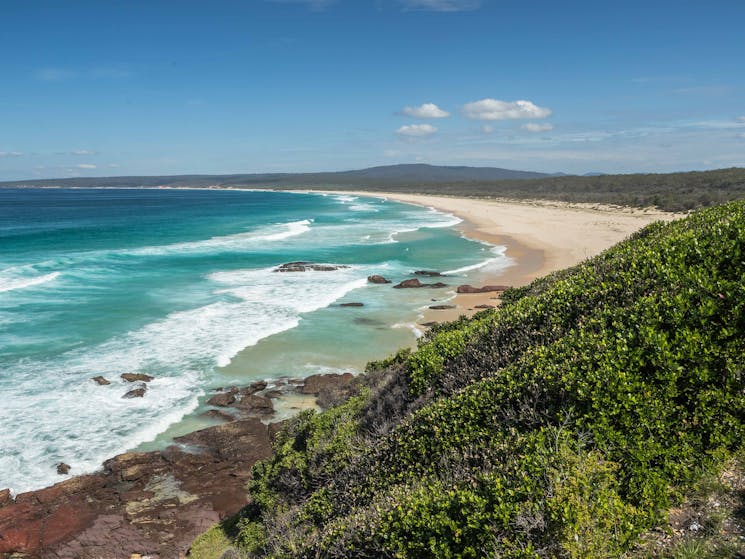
[192,201,745,558]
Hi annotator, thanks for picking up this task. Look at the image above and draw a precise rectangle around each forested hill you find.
[3,165,745,212]
[191,200,745,558]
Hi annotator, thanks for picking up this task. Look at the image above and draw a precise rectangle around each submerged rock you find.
[414,270,443,277]
[393,278,448,289]
[340,302,364,307]
[429,304,457,310]
[121,373,154,383]
[367,275,391,284]
[91,376,111,386]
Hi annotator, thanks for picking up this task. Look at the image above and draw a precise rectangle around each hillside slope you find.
[192,201,745,558]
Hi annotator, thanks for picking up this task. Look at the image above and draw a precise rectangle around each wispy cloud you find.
[522,122,554,132]
[399,103,450,119]
[0,151,23,157]
[396,124,438,137]
[481,125,495,134]
[462,98,552,121]
[737,116,745,123]
[76,163,97,169]
[35,67,131,82]
[71,149,98,156]
[399,0,481,11]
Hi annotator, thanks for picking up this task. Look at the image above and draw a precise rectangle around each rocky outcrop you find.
[456,284,509,294]
[91,376,110,386]
[234,394,274,415]
[301,372,354,395]
[274,262,349,273]
[206,391,236,407]
[367,275,391,284]
[0,420,273,559]
[123,386,147,399]
[121,373,154,383]
[393,279,448,289]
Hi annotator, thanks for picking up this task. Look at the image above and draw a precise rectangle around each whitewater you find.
[0,188,507,493]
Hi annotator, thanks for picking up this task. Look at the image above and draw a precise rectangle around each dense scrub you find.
[191,201,745,558]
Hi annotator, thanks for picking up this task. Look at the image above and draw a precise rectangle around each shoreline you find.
[333,192,680,323]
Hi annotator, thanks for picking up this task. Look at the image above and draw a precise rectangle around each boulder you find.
[367,275,391,284]
[57,463,71,475]
[120,373,154,383]
[429,304,456,310]
[0,488,12,507]
[201,409,235,422]
[122,386,146,399]
[274,262,348,272]
[234,394,274,415]
[340,302,364,307]
[239,381,267,395]
[301,373,354,395]
[206,392,236,407]
[429,282,448,288]
[91,376,111,386]
[456,284,510,294]
[393,278,423,289]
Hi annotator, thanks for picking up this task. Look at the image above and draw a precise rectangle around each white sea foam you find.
[130,219,312,256]
[0,271,60,294]
[443,246,511,275]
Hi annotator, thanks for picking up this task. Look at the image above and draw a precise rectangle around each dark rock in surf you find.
[120,373,154,383]
[367,275,391,284]
[91,376,111,386]
[274,262,348,273]
[56,463,71,475]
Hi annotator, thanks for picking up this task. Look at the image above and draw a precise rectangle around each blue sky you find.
[1,0,744,180]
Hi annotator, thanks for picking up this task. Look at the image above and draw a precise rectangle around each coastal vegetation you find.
[190,200,745,558]
[3,165,745,212]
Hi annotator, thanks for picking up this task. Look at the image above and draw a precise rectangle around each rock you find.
[367,275,391,284]
[234,394,274,415]
[57,463,71,475]
[121,373,154,383]
[429,304,457,310]
[340,302,364,307]
[239,381,267,395]
[419,321,439,327]
[268,420,288,441]
[201,409,235,422]
[0,488,12,507]
[456,284,510,294]
[414,270,443,277]
[429,282,448,288]
[264,389,283,399]
[301,373,354,395]
[393,278,424,288]
[123,386,146,399]
[91,376,111,386]
[206,392,236,407]
[474,304,496,309]
[274,262,348,272]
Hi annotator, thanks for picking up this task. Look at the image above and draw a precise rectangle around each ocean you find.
[0,187,510,493]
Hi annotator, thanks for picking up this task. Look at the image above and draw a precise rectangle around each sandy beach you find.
[341,192,680,323]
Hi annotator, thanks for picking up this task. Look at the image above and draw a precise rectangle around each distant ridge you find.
[0,163,550,189]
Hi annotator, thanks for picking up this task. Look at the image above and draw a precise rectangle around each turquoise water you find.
[0,188,509,493]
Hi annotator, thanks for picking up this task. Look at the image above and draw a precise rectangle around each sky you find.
[1,0,744,180]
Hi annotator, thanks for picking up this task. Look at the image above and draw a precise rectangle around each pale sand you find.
[341,192,681,324]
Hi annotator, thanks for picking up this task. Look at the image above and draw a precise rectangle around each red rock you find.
[57,462,71,475]
[206,391,236,407]
[0,488,12,507]
[367,275,391,284]
[234,394,274,414]
[393,278,423,288]
[301,372,354,395]
[121,373,154,382]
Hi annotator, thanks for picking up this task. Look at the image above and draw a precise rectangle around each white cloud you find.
[76,164,97,169]
[481,125,495,134]
[462,98,552,121]
[107,163,121,168]
[737,116,745,124]
[0,151,23,157]
[399,0,480,11]
[71,149,97,156]
[396,124,438,137]
[737,133,745,140]
[400,103,450,119]
[522,122,554,132]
